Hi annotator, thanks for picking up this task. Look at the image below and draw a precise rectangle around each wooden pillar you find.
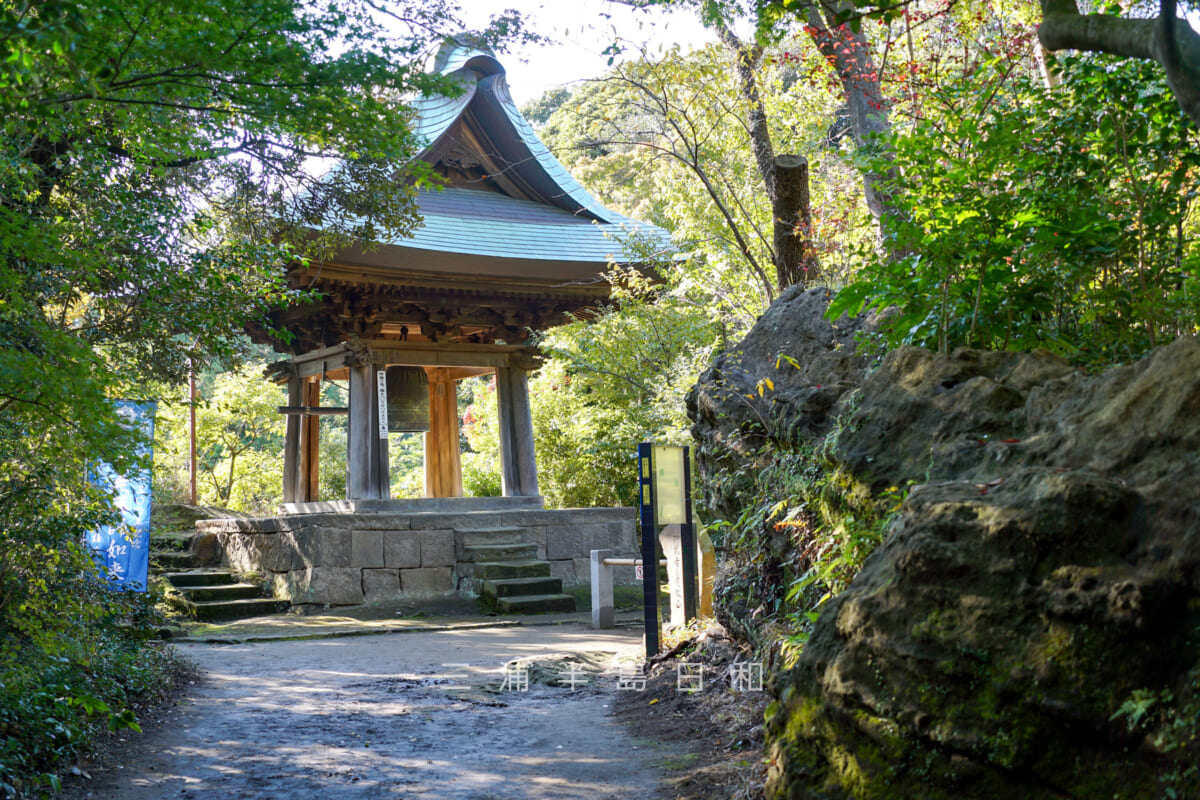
[424,367,463,498]
[282,375,302,504]
[374,368,391,500]
[496,366,539,497]
[297,380,321,502]
[347,362,390,500]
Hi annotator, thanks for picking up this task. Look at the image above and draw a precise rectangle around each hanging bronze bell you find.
[385,366,430,433]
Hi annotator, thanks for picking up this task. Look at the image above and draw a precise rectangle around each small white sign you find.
[376,369,389,439]
[635,564,644,581]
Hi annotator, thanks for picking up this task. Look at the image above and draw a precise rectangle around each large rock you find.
[688,290,1200,799]
[688,286,887,522]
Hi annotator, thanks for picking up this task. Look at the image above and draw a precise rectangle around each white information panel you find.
[652,444,687,525]
[376,369,389,439]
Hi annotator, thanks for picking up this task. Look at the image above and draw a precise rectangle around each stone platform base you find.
[196,507,638,607]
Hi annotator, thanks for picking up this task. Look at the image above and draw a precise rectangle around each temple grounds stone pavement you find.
[60,616,680,800]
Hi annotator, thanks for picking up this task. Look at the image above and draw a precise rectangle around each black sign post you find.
[637,442,660,659]
[680,446,698,623]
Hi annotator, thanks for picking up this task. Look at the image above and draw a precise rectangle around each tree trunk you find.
[800,0,897,221]
[773,155,819,288]
[713,21,778,203]
[711,19,822,290]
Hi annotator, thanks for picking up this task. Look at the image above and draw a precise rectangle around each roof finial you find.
[432,34,503,76]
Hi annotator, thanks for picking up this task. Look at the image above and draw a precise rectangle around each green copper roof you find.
[393,39,671,264]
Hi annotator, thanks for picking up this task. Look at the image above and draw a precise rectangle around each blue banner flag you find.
[88,400,157,591]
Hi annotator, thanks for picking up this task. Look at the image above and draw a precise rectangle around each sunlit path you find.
[66,626,665,800]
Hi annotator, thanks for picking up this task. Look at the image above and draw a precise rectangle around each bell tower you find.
[255,39,669,508]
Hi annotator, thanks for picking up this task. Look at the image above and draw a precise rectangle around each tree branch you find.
[1038,0,1200,127]
[710,16,778,203]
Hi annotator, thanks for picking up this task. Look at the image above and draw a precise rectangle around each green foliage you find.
[316,382,350,501]
[0,351,169,796]
[1110,656,1200,795]
[388,433,426,499]
[536,40,872,322]
[318,422,349,501]
[0,0,472,397]
[460,269,718,509]
[830,54,1200,364]
[533,271,718,508]
[520,86,571,128]
[706,430,900,662]
[156,365,284,513]
[460,375,501,498]
[461,449,502,499]
[0,473,180,798]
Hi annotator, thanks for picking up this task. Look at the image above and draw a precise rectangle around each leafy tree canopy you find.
[829,50,1199,362]
[2,0,529,379]
[747,0,1200,127]
[0,0,531,470]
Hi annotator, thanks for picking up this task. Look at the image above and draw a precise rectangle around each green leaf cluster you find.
[830,53,1200,364]
[534,40,872,322]
[1110,655,1200,794]
[705,436,899,663]
[154,364,284,512]
[0,466,179,798]
[461,268,719,509]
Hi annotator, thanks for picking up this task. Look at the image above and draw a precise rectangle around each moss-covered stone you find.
[690,288,1200,799]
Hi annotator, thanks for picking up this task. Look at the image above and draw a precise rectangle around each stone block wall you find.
[197,507,637,607]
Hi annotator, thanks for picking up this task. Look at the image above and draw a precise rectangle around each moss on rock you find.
[690,288,1200,799]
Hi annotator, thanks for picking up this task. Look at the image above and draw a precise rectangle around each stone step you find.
[180,583,263,603]
[468,560,551,580]
[461,542,538,563]
[497,593,577,614]
[153,551,202,570]
[164,570,238,588]
[190,598,290,622]
[454,527,527,546]
[481,576,564,599]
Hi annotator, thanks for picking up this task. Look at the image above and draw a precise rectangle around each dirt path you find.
[65,624,677,800]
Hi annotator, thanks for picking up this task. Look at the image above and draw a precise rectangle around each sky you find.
[451,1,716,106]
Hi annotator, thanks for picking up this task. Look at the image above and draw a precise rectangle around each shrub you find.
[832,53,1200,366]
[0,471,181,798]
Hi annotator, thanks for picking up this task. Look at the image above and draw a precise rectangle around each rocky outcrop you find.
[688,288,1200,799]
[688,286,888,522]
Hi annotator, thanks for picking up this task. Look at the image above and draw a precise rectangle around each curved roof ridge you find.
[431,36,504,78]
[481,75,625,225]
[413,37,639,227]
